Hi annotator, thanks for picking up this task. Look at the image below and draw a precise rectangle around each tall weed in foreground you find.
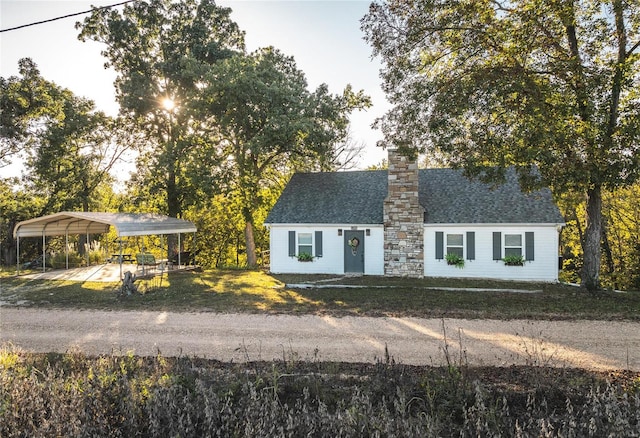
[1,349,639,437]
[461,382,640,437]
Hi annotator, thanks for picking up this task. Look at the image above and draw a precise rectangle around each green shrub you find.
[49,251,84,269]
[85,240,106,265]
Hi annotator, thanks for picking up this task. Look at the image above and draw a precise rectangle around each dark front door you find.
[344,230,365,273]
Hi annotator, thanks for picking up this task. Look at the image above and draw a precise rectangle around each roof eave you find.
[423,222,566,227]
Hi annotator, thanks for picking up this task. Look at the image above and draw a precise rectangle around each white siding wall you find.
[269,225,384,275]
[424,225,561,282]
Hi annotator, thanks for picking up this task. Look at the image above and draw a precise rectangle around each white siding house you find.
[424,225,562,282]
[269,225,385,275]
[265,151,565,282]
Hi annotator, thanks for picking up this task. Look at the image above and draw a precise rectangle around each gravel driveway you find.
[2,308,639,370]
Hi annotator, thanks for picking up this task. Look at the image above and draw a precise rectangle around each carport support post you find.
[42,232,46,273]
[16,236,20,275]
[119,239,123,281]
[86,231,90,267]
[65,232,69,270]
[141,241,146,275]
[192,232,196,266]
[178,233,181,268]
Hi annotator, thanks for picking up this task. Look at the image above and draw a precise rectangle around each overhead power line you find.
[0,0,137,33]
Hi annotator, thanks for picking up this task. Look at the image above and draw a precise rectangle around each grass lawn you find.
[1,269,639,320]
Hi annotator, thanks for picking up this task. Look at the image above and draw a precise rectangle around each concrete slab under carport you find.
[20,263,156,283]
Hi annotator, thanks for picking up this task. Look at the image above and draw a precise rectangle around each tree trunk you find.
[601,218,615,274]
[2,220,17,265]
[581,185,603,291]
[243,208,257,268]
[166,159,180,260]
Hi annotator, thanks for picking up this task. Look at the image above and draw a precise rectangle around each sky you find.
[0,0,391,179]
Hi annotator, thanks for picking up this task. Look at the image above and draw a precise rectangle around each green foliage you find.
[1,59,136,269]
[196,47,370,266]
[24,89,115,213]
[1,59,122,215]
[49,251,84,269]
[186,194,252,268]
[297,252,313,262]
[502,255,525,266]
[363,0,640,188]
[602,184,640,290]
[85,241,106,265]
[445,253,465,268]
[0,59,55,167]
[560,183,640,290]
[0,180,45,265]
[39,240,106,269]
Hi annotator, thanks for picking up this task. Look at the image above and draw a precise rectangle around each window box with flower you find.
[503,255,525,266]
[445,253,465,268]
[297,252,314,262]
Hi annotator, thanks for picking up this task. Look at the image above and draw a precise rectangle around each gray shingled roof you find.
[266,171,387,224]
[265,168,564,225]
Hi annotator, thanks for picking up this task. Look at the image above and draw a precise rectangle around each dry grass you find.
[1,347,639,437]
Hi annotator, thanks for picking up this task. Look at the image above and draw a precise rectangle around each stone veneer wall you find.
[383,149,424,277]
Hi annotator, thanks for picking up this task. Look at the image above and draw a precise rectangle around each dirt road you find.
[1,308,638,370]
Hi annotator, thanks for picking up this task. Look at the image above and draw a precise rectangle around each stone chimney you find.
[383,149,424,277]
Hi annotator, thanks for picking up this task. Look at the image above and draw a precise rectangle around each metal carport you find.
[13,212,197,278]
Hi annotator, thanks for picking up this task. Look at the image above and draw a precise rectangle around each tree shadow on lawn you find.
[4,270,639,320]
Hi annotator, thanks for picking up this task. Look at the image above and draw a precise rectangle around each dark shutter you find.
[525,232,534,261]
[315,231,323,257]
[435,231,444,259]
[493,232,502,260]
[466,232,475,260]
[288,231,296,256]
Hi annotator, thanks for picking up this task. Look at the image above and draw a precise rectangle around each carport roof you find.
[14,212,197,238]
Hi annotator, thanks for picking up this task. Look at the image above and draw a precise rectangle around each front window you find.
[447,234,464,257]
[504,234,522,257]
[298,233,312,256]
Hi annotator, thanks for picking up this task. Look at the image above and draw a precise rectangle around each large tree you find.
[1,59,132,258]
[25,89,117,215]
[1,58,59,168]
[197,48,371,267]
[362,0,640,290]
[77,0,245,256]
[0,179,44,266]
[1,59,125,214]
